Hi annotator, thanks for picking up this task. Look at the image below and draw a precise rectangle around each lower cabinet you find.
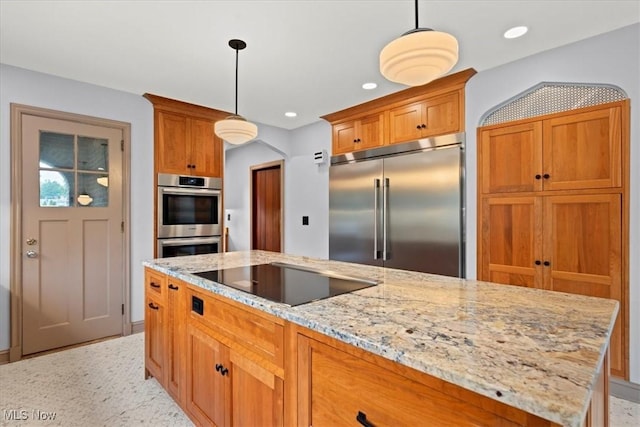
[296,334,525,427]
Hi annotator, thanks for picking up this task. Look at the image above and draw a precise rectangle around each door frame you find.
[249,160,284,251]
[9,103,132,362]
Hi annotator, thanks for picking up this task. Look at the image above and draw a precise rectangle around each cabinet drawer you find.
[300,336,521,427]
[187,286,284,371]
[145,268,167,300]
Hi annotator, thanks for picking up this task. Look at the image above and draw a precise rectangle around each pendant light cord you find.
[414,0,418,29]
[234,47,239,116]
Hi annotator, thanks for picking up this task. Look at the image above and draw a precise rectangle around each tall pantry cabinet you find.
[477,100,629,379]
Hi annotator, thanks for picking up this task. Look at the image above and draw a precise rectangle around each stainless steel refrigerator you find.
[329,133,464,277]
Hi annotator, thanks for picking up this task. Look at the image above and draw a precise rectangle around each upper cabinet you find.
[145,94,228,178]
[480,103,622,194]
[322,69,475,156]
[388,91,460,145]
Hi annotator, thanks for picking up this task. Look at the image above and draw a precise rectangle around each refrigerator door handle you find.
[383,177,389,261]
[374,178,380,259]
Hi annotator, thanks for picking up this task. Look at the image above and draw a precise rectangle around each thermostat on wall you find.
[313,150,327,165]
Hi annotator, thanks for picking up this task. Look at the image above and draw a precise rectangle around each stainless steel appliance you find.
[193,262,377,306]
[157,173,222,238]
[329,133,464,277]
[157,173,222,257]
[157,236,222,258]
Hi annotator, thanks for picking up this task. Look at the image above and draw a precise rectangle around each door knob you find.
[26,238,38,245]
[26,250,38,258]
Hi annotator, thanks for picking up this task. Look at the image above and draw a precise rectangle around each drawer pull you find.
[356,411,374,427]
[148,302,159,310]
[215,363,229,376]
[150,282,161,289]
[215,363,222,372]
[168,284,179,291]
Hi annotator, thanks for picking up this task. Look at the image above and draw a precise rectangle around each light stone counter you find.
[143,250,618,427]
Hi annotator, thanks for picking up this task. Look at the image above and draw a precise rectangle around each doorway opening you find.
[250,160,284,252]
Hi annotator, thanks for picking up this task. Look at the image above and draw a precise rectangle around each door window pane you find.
[78,172,108,207]
[40,169,74,207]
[78,136,109,172]
[40,132,74,169]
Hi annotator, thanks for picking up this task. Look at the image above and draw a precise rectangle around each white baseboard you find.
[611,378,640,403]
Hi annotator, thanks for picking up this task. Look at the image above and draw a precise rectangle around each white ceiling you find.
[1,1,638,130]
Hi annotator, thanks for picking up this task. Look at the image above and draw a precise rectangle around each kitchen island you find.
[143,250,618,427]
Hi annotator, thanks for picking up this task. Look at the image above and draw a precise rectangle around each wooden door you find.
[251,163,283,252]
[479,122,543,194]
[21,114,124,355]
[358,113,385,150]
[229,350,284,427]
[422,92,460,138]
[165,278,187,405]
[157,111,189,175]
[190,118,222,177]
[544,193,624,376]
[332,121,357,154]
[543,105,621,191]
[389,101,423,144]
[186,324,229,427]
[480,196,542,288]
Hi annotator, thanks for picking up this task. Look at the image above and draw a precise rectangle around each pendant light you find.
[77,165,93,206]
[380,0,458,86]
[214,39,258,145]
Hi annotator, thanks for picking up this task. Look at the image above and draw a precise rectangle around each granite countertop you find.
[143,250,618,427]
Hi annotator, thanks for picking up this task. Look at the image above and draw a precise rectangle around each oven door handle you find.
[159,187,221,196]
[159,237,221,247]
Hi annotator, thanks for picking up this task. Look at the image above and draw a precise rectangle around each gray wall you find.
[465,23,640,383]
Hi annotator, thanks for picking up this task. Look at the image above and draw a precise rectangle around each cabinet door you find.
[543,106,621,191]
[157,111,190,175]
[297,335,519,427]
[543,193,624,376]
[145,295,165,382]
[186,324,229,427]
[332,121,357,155]
[165,279,186,405]
[190,118,222,178]
[479,122,543,194]
[480,196,542,288]
[422,92,460,138]
[358,113,385,150]
[388,101,423,144]
[229,351,283,427]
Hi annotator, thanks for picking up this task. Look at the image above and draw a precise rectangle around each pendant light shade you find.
[380,1,458,86]
[215,39,257,145]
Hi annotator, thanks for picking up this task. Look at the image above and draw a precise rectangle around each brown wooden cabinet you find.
[388,91,460,145]
[332,112,384,154]
[180,285,284,426]
[480,104,622,194]
[477,100,629,378]
[145,93,228,178]
[322,69,475,156]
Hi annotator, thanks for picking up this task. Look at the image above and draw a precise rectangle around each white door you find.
[21,114,124,355]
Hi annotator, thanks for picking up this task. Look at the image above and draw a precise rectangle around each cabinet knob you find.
[543,261,551,266]
[416,125,421,130]
[535,260,541,265]
[535,174,542,180]
[215,363,222,372]
[421,124,427,129]
[356,138,361,142]
[220,367,229,376]
[543,173,550,179]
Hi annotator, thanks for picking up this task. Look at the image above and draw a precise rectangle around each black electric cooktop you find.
[193,262,377,306]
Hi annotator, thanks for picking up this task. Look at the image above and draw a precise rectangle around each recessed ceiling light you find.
[504,26,528,39]
[362,82,377,90]
[285,111,297,118]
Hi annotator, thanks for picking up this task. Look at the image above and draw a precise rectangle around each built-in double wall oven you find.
[157,173,222,257]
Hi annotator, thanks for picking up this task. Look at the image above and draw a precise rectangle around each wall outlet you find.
[302,216,309,225]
